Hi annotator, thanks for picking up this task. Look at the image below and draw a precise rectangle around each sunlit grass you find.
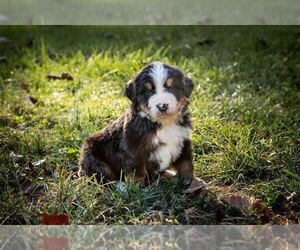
[0,26,299,224]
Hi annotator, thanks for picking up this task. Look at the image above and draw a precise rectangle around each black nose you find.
[157,103,168,113]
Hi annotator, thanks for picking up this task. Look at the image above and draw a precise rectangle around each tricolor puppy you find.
[78,62,194,184]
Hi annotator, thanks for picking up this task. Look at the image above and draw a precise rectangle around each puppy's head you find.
[125,62,193,121]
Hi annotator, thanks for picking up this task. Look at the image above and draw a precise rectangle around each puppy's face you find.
[125,62,193,121]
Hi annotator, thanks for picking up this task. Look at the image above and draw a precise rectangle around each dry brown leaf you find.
[221,195,252,211]
[222,194,291,224]
[184,177,207,194]
[40,213,69,225]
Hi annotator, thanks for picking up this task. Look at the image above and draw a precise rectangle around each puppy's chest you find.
[149,123,190,171]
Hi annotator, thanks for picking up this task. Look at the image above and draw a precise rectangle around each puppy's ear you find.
[183,76,194,98]
[125,79,135,101]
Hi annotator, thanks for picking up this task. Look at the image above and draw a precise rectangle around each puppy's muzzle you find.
[156,103,169,114]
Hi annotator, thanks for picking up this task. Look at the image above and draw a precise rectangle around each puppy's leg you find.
[78,144,118,182]
[174,160,194,181]
[173,139,194,182]
[126,165,147,184]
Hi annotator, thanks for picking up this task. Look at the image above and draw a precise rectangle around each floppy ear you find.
[183,76,194,97]
[125,79,135,101]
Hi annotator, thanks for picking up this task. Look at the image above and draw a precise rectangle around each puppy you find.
[78,62,194,184]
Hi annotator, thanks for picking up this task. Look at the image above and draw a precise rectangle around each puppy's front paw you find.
[132,176,146,185]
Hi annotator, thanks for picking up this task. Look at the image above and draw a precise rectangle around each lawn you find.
[0,26,299,225]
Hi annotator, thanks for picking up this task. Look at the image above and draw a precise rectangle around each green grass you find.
[0,26,299,224]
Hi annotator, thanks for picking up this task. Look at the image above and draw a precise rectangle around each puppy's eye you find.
[165,78,173,88]
[144,82,153,92]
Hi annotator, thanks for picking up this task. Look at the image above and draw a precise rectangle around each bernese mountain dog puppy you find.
[78,62,194,185]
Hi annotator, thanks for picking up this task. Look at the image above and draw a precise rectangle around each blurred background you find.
[1,0,300,25]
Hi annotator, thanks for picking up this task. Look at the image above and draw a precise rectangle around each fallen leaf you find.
[40,213,69,225]
[184,177,207,194]
[221,195,252,211]
[247,197,290,224]
[47,72,74,81]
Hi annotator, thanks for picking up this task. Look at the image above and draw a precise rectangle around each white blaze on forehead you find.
[147,62,178,118]
[149,62,168,90]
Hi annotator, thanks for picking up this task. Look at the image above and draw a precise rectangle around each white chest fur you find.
[149,123,191,171]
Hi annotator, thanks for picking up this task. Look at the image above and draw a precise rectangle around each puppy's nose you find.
[157,103,168,113]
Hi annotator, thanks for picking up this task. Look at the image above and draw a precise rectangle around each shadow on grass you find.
[0,26,299,224]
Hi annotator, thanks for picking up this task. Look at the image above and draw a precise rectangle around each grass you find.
[0,26,299,225]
